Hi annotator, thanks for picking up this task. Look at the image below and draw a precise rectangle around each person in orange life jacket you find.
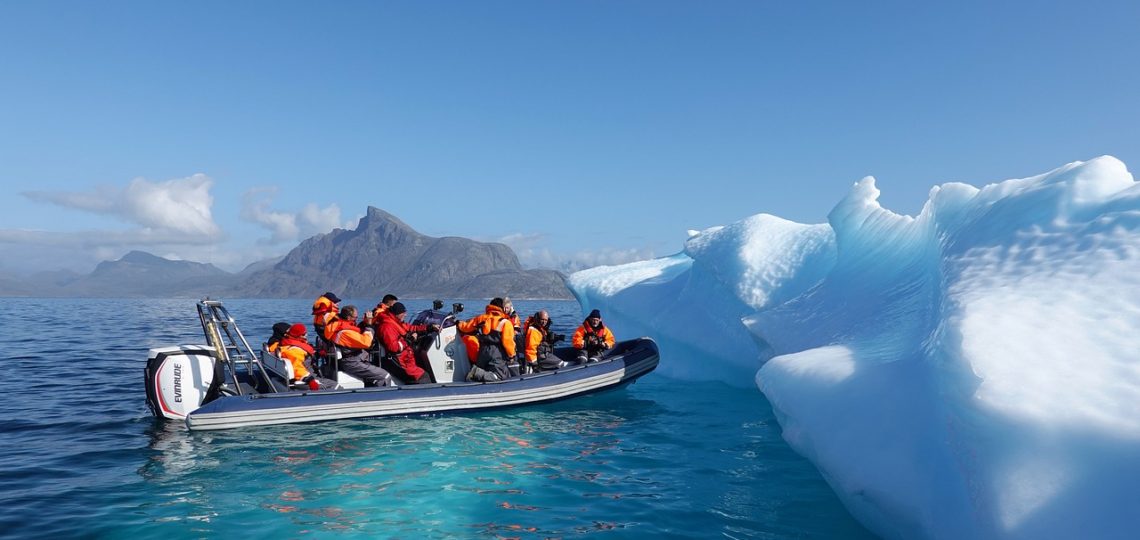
[523,310,569,372]
[270,324,336,390]
[311,291,342,338]
[324,305,393,387]
[456,297,516,381]
[502,297,523,358]
[456,298,507,362]
[376,302,435,384]
[572,309,615,363]
[371,294,398,321]
[502,297,522,330]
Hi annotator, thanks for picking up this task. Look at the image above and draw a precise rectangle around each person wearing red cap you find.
[376,302,434,384]
[269,324,334,390]
[572,309,614,364]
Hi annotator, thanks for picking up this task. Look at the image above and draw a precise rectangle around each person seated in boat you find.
[371,294,399,322]
[270,324,335,391]
[267,322,293,350]
[311,291,342,338]
[324,305,393,387]
[456,297,516,381]
[376,302,435,384]
[522,310,568,372]
[572,309,615,364]
[502,297,523,361]
[502,297,522,330]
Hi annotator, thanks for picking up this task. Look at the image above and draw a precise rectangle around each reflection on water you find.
[0,298,873,538]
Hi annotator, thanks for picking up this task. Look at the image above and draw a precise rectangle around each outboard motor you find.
[145,345,221,420]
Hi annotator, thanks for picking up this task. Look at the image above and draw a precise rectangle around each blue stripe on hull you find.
[187,338,658,430]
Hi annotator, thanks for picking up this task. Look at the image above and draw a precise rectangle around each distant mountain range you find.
[0,207,572,299]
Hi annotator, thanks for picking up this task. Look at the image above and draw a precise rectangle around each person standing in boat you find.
[324,305,393,387]
[522,310,568,372]
[376,302,432,384]
[271,324,336,390]
[456,297,515,381]
[311,291,342,338]
[572,309,615,364]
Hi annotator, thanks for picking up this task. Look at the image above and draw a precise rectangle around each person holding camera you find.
[572,309,615,364]
[522,310,568,372]
[324,305,393,387]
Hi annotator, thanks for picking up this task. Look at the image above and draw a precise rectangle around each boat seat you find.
[261,345,297,382]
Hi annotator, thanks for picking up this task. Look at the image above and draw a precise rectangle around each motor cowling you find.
[144,346,220,420]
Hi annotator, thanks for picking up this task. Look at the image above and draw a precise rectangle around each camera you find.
[452,302,464,314]
[547,332,566,344]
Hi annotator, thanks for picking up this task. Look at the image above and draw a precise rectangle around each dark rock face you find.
[233,207,571,299]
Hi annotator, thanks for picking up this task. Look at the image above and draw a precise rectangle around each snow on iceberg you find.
[567,156,1140,539]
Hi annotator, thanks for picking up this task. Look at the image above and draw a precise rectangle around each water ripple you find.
[0,298,872,538]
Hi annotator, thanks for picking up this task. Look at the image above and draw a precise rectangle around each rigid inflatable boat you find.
[145,300,659,431]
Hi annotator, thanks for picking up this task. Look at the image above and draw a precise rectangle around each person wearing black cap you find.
[572,309,615,364]
[376,301,433,384]
[311,291,342,338]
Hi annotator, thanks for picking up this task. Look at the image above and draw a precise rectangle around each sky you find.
[1,1,1137,275]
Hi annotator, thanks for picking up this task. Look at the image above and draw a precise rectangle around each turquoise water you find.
[0,298,873,538]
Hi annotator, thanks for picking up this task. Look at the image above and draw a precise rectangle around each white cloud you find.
[23,174,222,238]
[241,188,344,244]
[492,232,656,273]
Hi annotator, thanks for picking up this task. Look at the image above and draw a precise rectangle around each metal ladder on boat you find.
[197,299,279,396]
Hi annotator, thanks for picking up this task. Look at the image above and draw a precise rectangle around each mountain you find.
[0,208,573,299]
[232,206,571,299]
[237,255,285,277]
[55,250,237,297]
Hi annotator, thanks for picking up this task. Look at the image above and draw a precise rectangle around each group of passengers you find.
[267,291,615,391]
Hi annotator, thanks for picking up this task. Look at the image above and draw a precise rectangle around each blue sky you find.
[1,1,1137,274]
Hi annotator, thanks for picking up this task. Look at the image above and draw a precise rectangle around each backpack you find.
[474,317,512,379]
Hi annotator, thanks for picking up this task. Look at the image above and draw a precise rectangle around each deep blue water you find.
[0,298,873,539]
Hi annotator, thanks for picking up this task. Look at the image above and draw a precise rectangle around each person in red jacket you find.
[572,309,615,364]
[376,302,433,384]
[324,305,393,387]
[371,293,399,321]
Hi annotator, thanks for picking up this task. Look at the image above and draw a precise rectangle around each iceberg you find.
[567,156,1140,539]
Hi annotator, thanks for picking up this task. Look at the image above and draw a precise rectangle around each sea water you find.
[0,298,873,539]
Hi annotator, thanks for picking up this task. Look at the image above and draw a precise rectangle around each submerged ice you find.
[567,156,1140,539]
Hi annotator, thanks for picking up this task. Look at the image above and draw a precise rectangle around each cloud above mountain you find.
[23,174,222,238]
[240,187,350,244]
